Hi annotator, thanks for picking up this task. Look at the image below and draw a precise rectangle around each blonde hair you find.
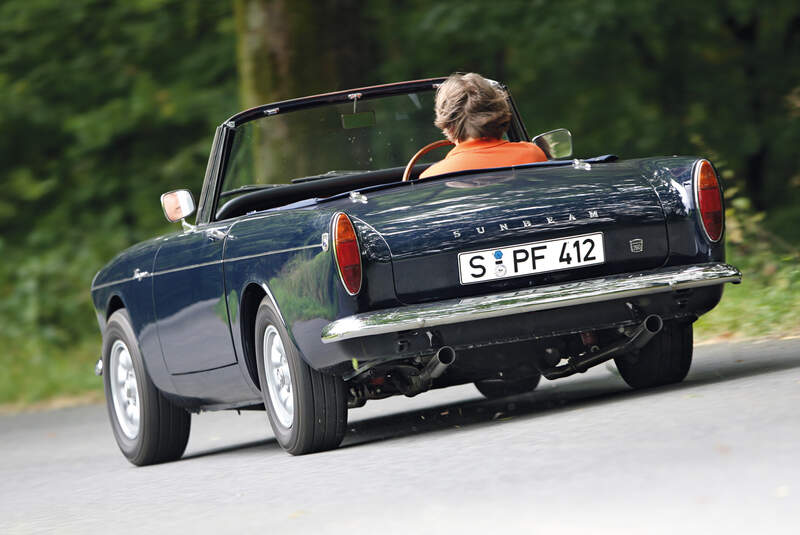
[434,73,512,142]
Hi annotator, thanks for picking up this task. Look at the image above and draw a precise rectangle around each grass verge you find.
[695,251,800,341]
[696,200,800,341]
[0,338,103,407]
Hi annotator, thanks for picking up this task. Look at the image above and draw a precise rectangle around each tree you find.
[232,0,380,184]
[376,0,800,211]
[0,0,237,364]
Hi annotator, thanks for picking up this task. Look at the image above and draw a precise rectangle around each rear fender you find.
[225,209,357,374]
[635,157,725,265]
[350,216,400,309]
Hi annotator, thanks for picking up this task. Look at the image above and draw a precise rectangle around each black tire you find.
[103,309,191,466]
[474,374,542,399]
[254,296,347,455]
[614,321,693,389]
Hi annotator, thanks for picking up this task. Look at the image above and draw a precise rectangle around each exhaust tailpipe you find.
[426,346,456,380]
[542,315,663,380]
[393,346,456,397]
[627,314,664,350]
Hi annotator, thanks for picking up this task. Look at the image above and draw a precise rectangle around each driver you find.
[420,73,546,179]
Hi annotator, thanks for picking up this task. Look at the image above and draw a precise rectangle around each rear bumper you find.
[321,262,741,343]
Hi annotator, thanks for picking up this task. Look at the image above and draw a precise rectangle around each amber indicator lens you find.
[334,213,362,295]
[696,160,723,242]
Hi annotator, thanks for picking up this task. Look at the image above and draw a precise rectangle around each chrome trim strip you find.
[153,259,222,276]
[321,263,742,343]
[91,276,138,290]
[91,245,321,291]
[226,244,320,263]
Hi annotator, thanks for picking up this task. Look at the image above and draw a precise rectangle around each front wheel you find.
[255,296,347,455]
[614,321,693,389]
[103,309,191,466]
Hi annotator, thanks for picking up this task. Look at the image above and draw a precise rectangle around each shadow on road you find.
[181,438,279,461]
[180,344,800,459]
[341,347,800,449]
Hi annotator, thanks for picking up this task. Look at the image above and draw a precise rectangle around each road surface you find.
[1,339,799,534]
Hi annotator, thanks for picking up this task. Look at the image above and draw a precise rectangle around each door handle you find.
[205,228,228,242]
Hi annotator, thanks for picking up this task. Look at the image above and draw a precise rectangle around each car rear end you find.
[318,157,739,397]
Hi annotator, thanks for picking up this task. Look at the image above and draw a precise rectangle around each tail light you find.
[332,213,362,295]
[693,159,724,242]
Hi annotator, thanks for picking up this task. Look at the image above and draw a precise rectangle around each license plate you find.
[458,232,605,284]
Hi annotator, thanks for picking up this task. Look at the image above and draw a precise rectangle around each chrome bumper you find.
[321,263,741,343]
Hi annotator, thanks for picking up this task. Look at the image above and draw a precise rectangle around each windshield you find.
[220,90,444,194]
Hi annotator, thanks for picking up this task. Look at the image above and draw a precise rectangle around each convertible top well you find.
[215,155,620,220]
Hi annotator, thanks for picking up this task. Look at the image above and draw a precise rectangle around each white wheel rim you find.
[109,339,140,439]
[263,325,294,428]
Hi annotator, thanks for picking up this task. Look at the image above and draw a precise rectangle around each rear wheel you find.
[475,374,541,399]
[614,321,693,389]
[103,309,191,466]
[255,296,347,455]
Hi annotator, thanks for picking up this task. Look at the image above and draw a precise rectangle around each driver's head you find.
[434,73,512,143]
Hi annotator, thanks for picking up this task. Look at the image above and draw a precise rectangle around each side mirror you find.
[160,189,195,224]
[532,128,573,159]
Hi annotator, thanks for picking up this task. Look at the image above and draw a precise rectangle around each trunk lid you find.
[349,162,668,303]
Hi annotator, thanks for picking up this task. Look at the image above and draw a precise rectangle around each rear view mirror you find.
[532,128,573,159]
[161,189,195,223]
[341,111,376,129]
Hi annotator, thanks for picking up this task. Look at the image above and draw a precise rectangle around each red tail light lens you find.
[694,160,723,242]
[333,213,362,295]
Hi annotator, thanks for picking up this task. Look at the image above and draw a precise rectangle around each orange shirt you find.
[419,138,547,179]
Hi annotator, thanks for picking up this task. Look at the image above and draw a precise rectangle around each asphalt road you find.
[2,339,799,534]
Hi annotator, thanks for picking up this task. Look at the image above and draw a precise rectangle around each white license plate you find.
[458,232,605,284]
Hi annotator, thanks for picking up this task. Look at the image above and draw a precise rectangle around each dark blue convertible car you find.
[91,78,741,465]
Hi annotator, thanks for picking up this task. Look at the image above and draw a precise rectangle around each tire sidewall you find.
[254,299,311,451]
[615,320,693,389]
[103,309,151,462]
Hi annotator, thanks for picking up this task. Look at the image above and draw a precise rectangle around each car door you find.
[152,222,237,374]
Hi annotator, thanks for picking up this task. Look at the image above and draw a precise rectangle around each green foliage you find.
[374,0,800,210]
[0,337,101,404]
[0,0,237,403]
[1,0,798,404]
[696,193,800,339]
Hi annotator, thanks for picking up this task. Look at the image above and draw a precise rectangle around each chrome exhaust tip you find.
[632,315,663,350]
[425,346,456,380]
[435,345,456,366]
[644,314,663,334]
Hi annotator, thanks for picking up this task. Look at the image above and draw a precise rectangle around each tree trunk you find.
[234,0,376,106]
[744,145,768,210]
[233,0,378,183]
